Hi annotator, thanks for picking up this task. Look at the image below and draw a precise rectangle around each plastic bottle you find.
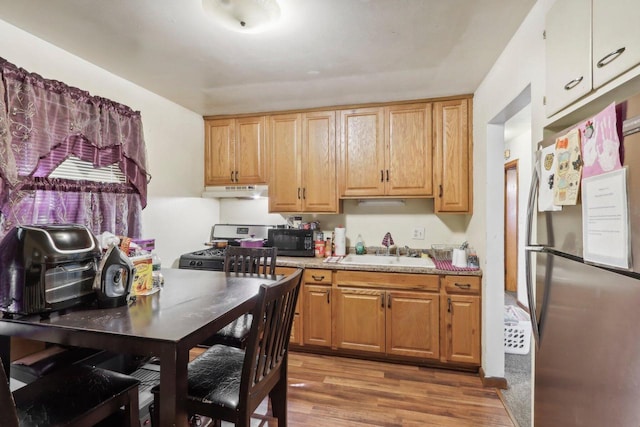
[355,234,365,255]
[151,253,164,287]
[325,237,332,257]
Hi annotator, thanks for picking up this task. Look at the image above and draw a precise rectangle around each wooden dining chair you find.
[204,246,278,349]
[0,359,140,427]
[151,268,303,427]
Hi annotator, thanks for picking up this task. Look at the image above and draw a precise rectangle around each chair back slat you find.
[0,362,21,427]
[239,269,302,399]
[224,246,278,275]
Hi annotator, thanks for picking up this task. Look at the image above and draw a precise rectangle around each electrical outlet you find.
[412,227,425,240]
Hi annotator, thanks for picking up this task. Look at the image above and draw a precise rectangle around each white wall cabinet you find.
[545,0,640,117]
[592,0,640,89]
[544,0,591,117]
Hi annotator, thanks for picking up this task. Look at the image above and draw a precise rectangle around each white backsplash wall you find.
[219,198,471,251]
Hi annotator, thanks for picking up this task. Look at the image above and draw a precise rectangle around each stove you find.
[178,224,275,271]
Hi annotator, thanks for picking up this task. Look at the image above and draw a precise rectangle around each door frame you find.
[504,159,519,293]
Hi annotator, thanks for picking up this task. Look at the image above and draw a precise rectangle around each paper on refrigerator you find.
[554,128,583,205]
[538,144,562,211]
[579,102,622,179]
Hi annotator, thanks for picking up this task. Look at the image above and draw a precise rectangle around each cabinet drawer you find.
[335,270,439,291]
[442,276,480,295]
[304,269,332,285]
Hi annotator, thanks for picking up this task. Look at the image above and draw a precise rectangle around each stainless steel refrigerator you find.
[526,93,640,426]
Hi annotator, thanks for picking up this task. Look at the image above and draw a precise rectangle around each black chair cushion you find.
[13,364,140,426]
[152,345,244,410]
[207,314,252,347]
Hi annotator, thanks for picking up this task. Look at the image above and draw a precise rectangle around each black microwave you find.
[267,228,315,257]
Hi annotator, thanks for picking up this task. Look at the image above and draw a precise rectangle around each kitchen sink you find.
[339,254,435,269]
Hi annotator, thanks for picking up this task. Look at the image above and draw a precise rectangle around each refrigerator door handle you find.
[525,153,542,347]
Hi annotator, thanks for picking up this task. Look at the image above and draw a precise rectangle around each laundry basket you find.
[504,305,532,355]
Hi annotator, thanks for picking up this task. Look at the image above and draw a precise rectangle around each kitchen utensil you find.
[207,239,229,249]
[238,238,265,248]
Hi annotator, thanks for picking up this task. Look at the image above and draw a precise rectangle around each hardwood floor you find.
[191,348,514,426]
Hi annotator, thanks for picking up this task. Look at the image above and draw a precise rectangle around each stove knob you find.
[197,261,203,266]
[189,261,196,266]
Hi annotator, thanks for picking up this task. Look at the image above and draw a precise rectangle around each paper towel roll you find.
[452,248,468,268]
[334,227,346,256]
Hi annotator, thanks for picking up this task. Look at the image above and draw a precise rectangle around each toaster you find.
[0,224,102,316]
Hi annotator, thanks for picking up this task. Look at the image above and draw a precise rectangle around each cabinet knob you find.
[386,169,389,182]
[297,187,301,199]
[597,47,626,68]
[439,184,443,198]
[326,289,330,304]
[454,283,471,289]
[381,294,385,308]
[380,170,384,182]
[311,275,325,281]
[235,171,238,182]
[303,188,306,200]
[387,294,391,309]
[230,171,235,182]
[447,297,452,313]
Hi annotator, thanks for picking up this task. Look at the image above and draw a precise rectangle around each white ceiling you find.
[0,0,536,116]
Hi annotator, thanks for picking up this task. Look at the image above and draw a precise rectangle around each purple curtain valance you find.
[0,57,149,207]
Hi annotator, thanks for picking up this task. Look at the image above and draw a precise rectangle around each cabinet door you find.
[303,285,332,347]
[204,118,235,185]
[386,291,439,359]
[269,113,302,212]
[434,99,472,213]
[385,103,433,196]
[441,294,480,365]
[277,267,302,345]
[544,0,592,117]
[302,111,338,212]
[338,107,385,197]
[334,287,385,353]
[235,116,267,184]
[593,0,640,89]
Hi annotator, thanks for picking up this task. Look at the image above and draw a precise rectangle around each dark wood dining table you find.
[0,268,280,427]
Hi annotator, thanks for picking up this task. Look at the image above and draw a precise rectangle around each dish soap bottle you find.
[355,234,365,255]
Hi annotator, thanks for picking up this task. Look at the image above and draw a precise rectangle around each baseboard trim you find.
[479,367,508,389]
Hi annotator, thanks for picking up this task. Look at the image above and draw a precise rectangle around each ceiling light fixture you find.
[202,0,281,33]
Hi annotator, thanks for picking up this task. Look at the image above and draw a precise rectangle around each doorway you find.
[504,160,518,293]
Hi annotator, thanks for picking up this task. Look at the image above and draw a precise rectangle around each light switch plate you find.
[412,227,425,240]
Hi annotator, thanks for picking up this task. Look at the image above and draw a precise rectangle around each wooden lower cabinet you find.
[289,267,480,369]
[276,266,302,345]
[333,271,441,360]
[302,269,333,347]
[386,291,439,359]
[440,275,481,365]
[334,287,386,353]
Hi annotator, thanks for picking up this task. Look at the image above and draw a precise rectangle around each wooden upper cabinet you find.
[204,118,235,185]
[386,103,433,196]
[433,98,472,214]
[301,111,338,212]
[269,111,338,213]
[338,104,432,197]
[338,107,386,197]
[204,116,267,186]
[269,113,302,212]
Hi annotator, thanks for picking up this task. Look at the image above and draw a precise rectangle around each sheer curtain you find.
[0,57,149,240]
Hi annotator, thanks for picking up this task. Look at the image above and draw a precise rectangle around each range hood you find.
[202,185,268,199]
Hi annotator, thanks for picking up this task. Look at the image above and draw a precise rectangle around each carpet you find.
[502,293,532,427]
